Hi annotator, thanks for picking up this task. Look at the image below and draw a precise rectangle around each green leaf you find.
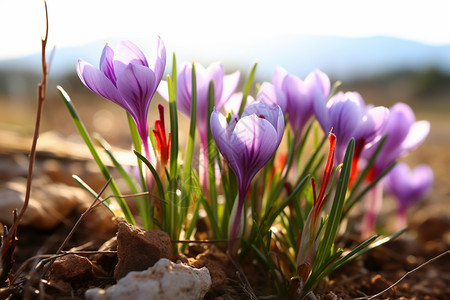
[207,81,219,226]
[167,76,179,181]
[344,135,388,216]
[134,150,165,199]
[182,63,197,218]
[314,138,354,270]
[238,62,257,117]
[57,86,135,225]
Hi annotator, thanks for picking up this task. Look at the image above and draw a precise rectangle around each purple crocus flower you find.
[385,162,433,229]
[158,62,240,146]
[210,101,284,251]
[158,62,240,189]
[365,102,430,176]
[313,91,389,165]
[362,102,430,237]
[273,67,330,138]
[77,38,166,157]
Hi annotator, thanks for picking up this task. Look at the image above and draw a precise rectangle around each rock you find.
[50,254,94,282]
[92,236,118,275]
[114,221,172,280]
[0,177,91,229]
[85,258,211,300]
[368,274,395,296]
[189,245,236,296]
[0,154,28,181]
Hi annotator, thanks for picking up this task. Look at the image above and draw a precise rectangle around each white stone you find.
[85,258,211,300]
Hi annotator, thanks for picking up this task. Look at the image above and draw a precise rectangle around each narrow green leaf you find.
[167,76,179,181]
[345,135,388,210]
[238,62,257,117]
[345,161,396,216]
[134,150,165,199]
[171,52,177,91]
[314,138,354,270]
[207,81,218,223]
[260,175,310,236]
[57,86,135,225]
[182,63,197,210]
[95,135,140,194]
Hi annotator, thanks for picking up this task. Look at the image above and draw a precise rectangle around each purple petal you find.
[218,71,240,110]
[116,64,156,137]
[304,69,330,100]
[242,101,285,144]
[354,106,389,142]
[77,59,125,108]
[385,163,433,209]
[382,103,416,152]
[329,95,362,144]
[176,63,193,117]
[151,37,167,85]
[207,62,225,105]
[283,74,313,133]
[193,62,213,123]
[113,40,149,78]
[99,44,117,84]
[210,109,240,179]
[231,114,279,190]
[399,120,430,154]
[256,82,287,113]
[224,93,255,114]
[411,164,434,199]
[272,66,288,90]
[157,80,169,101]
[313,89,331,133]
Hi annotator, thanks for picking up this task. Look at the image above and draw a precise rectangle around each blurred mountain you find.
[1,34,450,98]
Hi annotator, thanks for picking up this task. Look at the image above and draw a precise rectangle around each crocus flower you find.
[158,62,240,189]
[313,91,388,167]
[273,67,330,138]
[384,163,433,230]
[365,102,430,177]
[77,38,166,158]
[210,101,284,251]
[362,102,430,237]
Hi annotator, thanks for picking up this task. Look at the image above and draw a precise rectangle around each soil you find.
[0,90,449,299]
[0,131,448,300]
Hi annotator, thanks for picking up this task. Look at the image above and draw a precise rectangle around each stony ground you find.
[0,83,449,299]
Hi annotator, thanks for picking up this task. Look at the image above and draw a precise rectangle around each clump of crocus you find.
[210,101,284,252]
[362,102,430,236]
[77,38,166,159]
[296,132,336,281]
[384,162,433,230]
[273,67,330,139]
[158,62,240,189]
[313,91,388,187]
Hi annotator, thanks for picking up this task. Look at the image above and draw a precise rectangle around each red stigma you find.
[153,104,171,166]
[313,132,336,219]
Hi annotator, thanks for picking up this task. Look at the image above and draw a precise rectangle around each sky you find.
[1,0,450,60]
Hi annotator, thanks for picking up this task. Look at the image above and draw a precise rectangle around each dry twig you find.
[351,250,450,300]
[0,0,49,288]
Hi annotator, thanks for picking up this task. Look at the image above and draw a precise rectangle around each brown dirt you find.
[1,86,449,299]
